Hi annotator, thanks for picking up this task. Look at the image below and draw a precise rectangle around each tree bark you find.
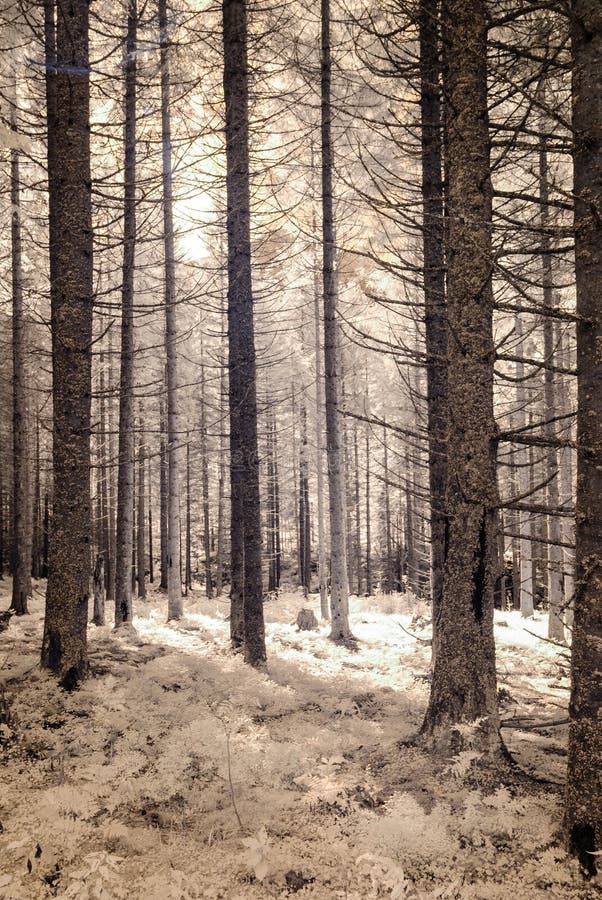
[137,423,146,599]
[41,0,93,689]
[418,0,447,637]
[114,0,137,627]
[92,553,105,626]
[321,0,352,643]
[421,0,501,755]
[159,397,168,591]
[565,0,602,870]
[223,0,266,666]
[10,69,32,616]
[313,243,329,616]
[159,0,183,620]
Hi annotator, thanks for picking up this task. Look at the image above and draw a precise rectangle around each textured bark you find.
[313,253,329,616]
[216,313,226,597]
[41,0,93,689]
[514,317,535,617]
[10,76,32,616]
[418,0,447,636]
[353,427,362,595]
[147,453,154,583]
[382,424,393,594]
[114,0,137,627]
[421,0,501,755]
[137,427,146,600]
[200,365,213,598]
[223,0,266,666]
[321,0,352,643]
[299,402,311,596]
[31,412,41,580]
[540,138,565,641]
[185,437,191,594]
[92,554,105,626]
[159,0,183,620]
[565,0,602,871]
[365,428,372,595]
[159,397,168,591]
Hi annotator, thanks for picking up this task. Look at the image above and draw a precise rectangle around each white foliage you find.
[241,826,272,881]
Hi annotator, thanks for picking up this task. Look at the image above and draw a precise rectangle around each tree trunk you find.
[321,0,352,643]
[41,0,93,689]
[421,0,500,755]
[185,436,191,594]
[565,1,602,869]
[418,0,447,636]
[32,411,42,581]
[159,0,183,620]
[216,310,226,597]
[313,242,329,616]
[137,423,146,599]
[354,426,362,595]
[201,364,213,598]
[223,0,266,666]
[148,452,154,583]
[383,424,393,594]
[92,553,105,626]
[299,402,311,596]
[514,316,535,617]
[10,69,32,616]
[114,0,137,627]
[540,137,565,641]
[159,397,168,591]
[365,427,372,595]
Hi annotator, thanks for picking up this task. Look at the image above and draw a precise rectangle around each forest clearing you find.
[0,581,590,899]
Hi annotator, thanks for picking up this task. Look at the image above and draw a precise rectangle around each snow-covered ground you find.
[0,581,596,898]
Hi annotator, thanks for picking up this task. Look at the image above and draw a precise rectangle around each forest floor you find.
[0,580,598,900]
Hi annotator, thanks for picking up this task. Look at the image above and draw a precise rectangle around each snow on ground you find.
[0,581,597,899]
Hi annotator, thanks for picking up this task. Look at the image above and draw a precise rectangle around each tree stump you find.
[296,608,318,631]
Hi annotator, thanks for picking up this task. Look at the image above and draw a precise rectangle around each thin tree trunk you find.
[42,0,93,688]
[92,553,105,626]
[10,69,32,616]
[223,0,266,666]
[313,240,328,616]
[421,0,501,755]
[159,397,168,591]
[216,310,226,597]
[114,0,137,627]
[148,453,154,583]
[540,136,565,641]
[383,424,393,594]
[515,316,535,617]
[321,0,352,644]
[201,365,213,598]
[185,435,191,594]
[565,2,602,867]
[137,423,146,599]
[354,426,362,595]
[365,428,372,596]
[299,402,311,596]
[32,412,42,581]
[159,0,182,620]
[418,0,447,636]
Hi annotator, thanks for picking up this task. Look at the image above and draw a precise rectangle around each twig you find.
[396,620,432,646]
[522,627,569,650]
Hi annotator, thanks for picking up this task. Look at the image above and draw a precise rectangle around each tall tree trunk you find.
[216,311,226,597]
[354,426,362,595]
[10,70,32,616]
[515,316,535,617]
[383,424,393,594]
[201,364,213,598]
[365,427,372,595]
[299,402,311,596]
[159,397,168,591]
[313,243,329,616]
[223,0,266,666]
[32,411,42,580]
[565,1,602,869]
[41,0,93,688]
[114,0,137,627]
[321,0,352,643]
[185,435,191,594]
[540,136,565,641]
[421,0,500,755]
[159,0,183,620]
[148,453,154,583]
[418,0,447,636]
[137,422,146,599]
[99,360,112,603]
